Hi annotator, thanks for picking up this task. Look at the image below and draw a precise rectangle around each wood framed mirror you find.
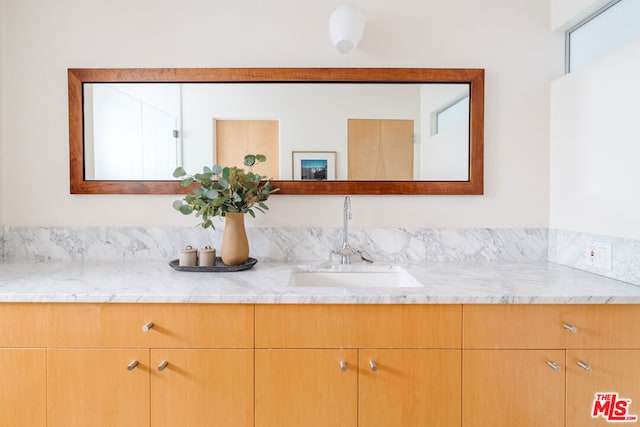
[69,68,484,195]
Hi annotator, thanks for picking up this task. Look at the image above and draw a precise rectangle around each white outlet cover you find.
[587,241,613,271]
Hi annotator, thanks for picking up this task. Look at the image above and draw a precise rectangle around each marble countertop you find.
[1,259,640,304]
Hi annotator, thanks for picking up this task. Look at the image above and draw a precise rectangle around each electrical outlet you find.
[585,242,613,270]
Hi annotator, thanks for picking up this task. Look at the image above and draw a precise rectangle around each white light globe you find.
[329,5,365,54]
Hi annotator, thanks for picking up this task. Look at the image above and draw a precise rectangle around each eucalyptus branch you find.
[172,154,279,229]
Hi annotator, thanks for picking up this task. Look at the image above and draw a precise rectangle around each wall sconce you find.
[329,4,365,54]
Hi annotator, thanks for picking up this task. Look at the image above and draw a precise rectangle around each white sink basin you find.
[288,267,423,288]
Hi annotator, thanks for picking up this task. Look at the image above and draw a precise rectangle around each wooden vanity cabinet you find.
[46,303,254,427]
[255,304,462,427]
[463,305,640,427]
[0,304,47,427]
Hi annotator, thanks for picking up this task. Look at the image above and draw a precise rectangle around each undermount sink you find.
[288,267,423,288]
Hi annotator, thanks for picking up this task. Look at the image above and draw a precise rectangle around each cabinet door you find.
[47,349,149,427]
[0,349,46,426]
[255,349,358,427]
[567,350,640,426]
[359,349,461,427]
[463,349,565,427]
[151,349,253,427]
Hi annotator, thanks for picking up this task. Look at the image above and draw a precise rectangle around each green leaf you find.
[247,209,256,218]
[172,200,184,210]
[222,167,230,179]
[244,155,256,167]
[178,205,193,215]
[211,165,223,175]
[180,177,194,187]
[205,189,218,199]
[203,220,213,229]
[258,202,269,210]
[203,166,212,173]
[173,166,186,178]
[255,154,266,163]
[218,177,230,189]
[194,172,212,182]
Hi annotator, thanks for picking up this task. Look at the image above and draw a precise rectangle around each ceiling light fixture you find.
[329,4,365,54]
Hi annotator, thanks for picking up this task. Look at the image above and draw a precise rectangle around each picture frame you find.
[292,151,337,181]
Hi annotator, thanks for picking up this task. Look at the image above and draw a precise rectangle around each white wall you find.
[419,85,469,181]
[182,83,420,180]
[551,0,612,31]
[550,39,640,239]
[1,0,559,228]
[0,0,4,227]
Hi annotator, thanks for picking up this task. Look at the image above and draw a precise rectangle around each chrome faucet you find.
[342,195,352,251]
[331,196,372,264]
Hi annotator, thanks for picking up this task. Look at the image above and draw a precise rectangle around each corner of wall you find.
[548,229,640,287]
[0,0,5,234]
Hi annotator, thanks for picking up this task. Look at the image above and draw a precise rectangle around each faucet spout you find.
[330,195,371,265]
[342,196,351,248]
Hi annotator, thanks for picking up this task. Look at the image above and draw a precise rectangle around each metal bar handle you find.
[562,323,578,334]
[369,360,377,372]
[547,361,561,372]
[157,360,169,372]
[142,322,154,332]
[339,360,347,372]
[577,360,592,371]
[127,360,139,371]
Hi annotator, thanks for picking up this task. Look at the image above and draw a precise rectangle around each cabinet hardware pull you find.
[369,360,378,372]
[157,360,169,372]
[562,323,578,334]
[547,361,561,372]
[142,321,154,332]
[577,360,592,371]
[127,360,139,371]
[339,361,347,372]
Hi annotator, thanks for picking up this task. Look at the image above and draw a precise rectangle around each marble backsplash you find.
[2,226,548,264]
[549,229,640,286]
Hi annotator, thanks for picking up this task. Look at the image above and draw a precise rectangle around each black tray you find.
[169,257,257,272]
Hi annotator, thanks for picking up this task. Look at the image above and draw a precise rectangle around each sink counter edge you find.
[0,259,639,304]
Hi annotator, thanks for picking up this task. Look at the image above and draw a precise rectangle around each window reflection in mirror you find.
[83,82,470,182]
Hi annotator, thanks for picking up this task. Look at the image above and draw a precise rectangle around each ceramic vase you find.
[220,212,249,265]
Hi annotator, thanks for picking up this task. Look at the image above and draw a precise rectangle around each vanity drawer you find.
[255,304,461,349]
[48,303,254,348]
[0,303,47,347]
[463,304,640,349]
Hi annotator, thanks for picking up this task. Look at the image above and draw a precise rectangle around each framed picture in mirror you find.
[292,151,336,181]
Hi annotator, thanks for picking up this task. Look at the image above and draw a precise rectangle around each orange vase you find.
[220,212,249,265]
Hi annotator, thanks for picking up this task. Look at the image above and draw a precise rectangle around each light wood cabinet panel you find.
[348,119,414,180]
[561,305,640,349]
[463,349,565,427]
[255,304,461,349]
[216,119,280,179]
[464,304,640,349]
[47,349,150,427]
[48,303,253,348]
[151,349,253,427]
[567,350,640,426]
[255,349,358,427]
[0,303,47,347]
[464,305,570,349]
[359,349,461,427]
[0,349,46,427]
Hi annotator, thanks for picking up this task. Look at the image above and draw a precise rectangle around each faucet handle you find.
[358,250,374,263]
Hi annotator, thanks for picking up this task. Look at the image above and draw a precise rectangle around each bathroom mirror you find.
[69,68,484,194]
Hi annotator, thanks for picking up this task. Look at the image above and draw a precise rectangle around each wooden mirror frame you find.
[69,67,484,195]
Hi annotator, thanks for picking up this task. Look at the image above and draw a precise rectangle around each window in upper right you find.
[566,0,640,73]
